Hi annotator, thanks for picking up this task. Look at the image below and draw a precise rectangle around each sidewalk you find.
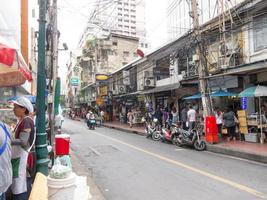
[103,121,267,164]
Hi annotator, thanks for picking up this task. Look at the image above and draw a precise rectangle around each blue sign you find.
[241,97,247,110]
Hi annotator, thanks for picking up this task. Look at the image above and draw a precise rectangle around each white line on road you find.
[94,131,267,199]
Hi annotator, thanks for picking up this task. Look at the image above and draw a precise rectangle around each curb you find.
[103,124,267,164]
[206,144,267,164]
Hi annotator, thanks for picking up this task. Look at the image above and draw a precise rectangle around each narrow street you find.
[63,119,267,200]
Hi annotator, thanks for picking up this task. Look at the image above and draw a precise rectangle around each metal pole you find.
[190,0,212,117]
[36,0,49,175]
[51,0,58,143]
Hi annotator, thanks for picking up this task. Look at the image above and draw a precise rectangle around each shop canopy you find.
[183,90,237,100]
[141,83,180,95]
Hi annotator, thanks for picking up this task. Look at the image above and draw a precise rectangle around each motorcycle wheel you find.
[193,140,206,151]
[152,131,161,141]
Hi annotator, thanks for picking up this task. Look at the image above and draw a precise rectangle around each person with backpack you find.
[0,121,12,200]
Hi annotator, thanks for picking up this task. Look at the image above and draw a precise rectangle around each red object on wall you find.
[137,49,144,58]
[0,43,16,66]
[205,116,219,144]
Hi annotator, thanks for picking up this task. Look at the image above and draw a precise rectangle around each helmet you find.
[153,118,158,123]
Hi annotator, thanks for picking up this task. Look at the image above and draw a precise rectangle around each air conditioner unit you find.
[219,56,235,69]
[144,77,155,87]
[143,70,153,78]
[181,70,186,77]
[113,89,118,95]
[117,85,126,94]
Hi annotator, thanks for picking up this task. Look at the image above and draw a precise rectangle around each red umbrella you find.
[0,43,32,87]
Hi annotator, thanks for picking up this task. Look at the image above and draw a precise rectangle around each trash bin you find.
[205,116,219,144]
[55,134,70,155]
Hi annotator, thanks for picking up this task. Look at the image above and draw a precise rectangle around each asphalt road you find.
[63,118,267,200]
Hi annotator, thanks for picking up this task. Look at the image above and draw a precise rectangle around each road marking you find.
[174,148,185,151]
[95,132,267,199]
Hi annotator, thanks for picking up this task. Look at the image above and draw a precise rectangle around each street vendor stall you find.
[238,85,267,144]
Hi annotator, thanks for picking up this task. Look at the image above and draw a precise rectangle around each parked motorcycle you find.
[87,119,96,130]
[175,126,206,151]
[144,118,161,141]
[160,123,180,144]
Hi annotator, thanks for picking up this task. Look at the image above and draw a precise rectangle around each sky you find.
[57,0,168,92]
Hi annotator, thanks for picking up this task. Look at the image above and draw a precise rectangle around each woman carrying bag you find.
[11,96,35,200]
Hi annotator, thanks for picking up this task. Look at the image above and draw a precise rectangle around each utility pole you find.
[190,0,212,117]
[36,0,49,175]
[51,0,58,143]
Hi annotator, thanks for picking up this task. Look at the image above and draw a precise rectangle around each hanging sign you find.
[241,97,247,110]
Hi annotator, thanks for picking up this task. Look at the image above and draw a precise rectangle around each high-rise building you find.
[88,0,149,50]
[167,0,245,41]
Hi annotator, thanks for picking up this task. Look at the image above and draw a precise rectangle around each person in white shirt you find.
[187,105,197,131]
[215,107,223,137]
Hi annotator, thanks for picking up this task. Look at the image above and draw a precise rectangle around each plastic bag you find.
[49,158,71,179]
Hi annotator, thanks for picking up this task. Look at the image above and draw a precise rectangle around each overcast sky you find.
[57,0,167,92]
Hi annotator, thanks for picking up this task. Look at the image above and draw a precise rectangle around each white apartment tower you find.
[167,0,245,41]
[89,0,149,49]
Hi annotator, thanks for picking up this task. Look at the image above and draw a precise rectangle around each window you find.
[123,51,130,57]
[145,43,148,48]
[124,19,129,22]
[118,8,122,10]
[118,13,122,16]
[118,2,122,4]
[131,26,136,29]
[131,32,136,35]
[118,25,123,28]
[124,31,129,34]
[140,43,144,48]
[124,14,129,17]
[124,8,129,12]
[118,19,122,22]
[130,9,136,12]
[131,20,136,24]
[125,25,129,28]
[253,14,267,52]
[133,52,138,57]
[122,62,128,66]
[112,41,118,46]
[131,15,135,18]
[124,3,128,6]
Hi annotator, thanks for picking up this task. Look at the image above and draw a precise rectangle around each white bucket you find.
[48,172,77,200]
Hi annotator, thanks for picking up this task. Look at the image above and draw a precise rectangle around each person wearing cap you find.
[0,121,12,200]
[11,96,35,200]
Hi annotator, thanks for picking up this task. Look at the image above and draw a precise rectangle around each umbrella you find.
[238,85,267,143]
[0,43,32,87]
[183,93,201,100]
[9,95,36,104]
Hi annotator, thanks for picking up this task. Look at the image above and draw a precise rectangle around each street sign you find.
[70,77,79,86]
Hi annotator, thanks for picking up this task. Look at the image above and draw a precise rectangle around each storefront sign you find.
[99,85,108,96]
[96,97,104,106]
[95,74,109,81]
[241,97,248,110]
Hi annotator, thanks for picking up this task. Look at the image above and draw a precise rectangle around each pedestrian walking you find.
[171,107,179,125]
[162,107,169,128]
[187,105,196,131]
[154,105,163,127]
[223,107,237,141]
[215,107,223,139]
[127,109,134,128]
[100,110,105,126]
[180,106,188,130]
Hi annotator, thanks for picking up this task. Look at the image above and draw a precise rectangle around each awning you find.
[183,90,238,100]
[80,82,95,91]
[114,91,140,98]
[140,83,180,95]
